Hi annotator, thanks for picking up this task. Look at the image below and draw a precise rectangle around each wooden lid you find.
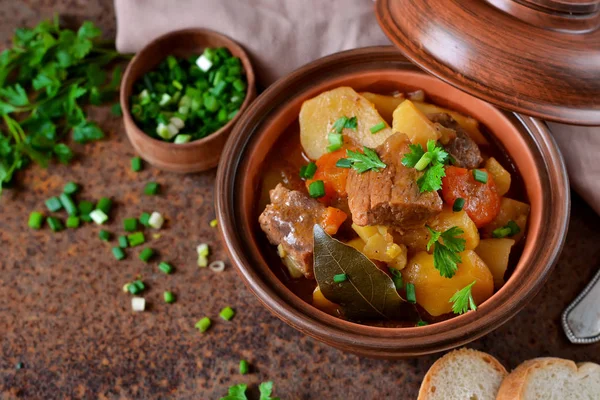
[375,0,600,125]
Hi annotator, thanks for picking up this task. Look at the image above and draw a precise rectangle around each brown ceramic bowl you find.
[216,47,570,358]
[120,28,256,173]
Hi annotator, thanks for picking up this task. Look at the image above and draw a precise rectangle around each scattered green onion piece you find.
[96,197,112,214]
[139,247,155,263]
[66,216,80,229]
[112,247,125,260]
[28,212,44,229]
[507,220,521,235]
[239,360,249,375]
[131,157,142,172]
[174,134,192,144]
[406,283,416,304]
[210,219,218,228]
[139,212,151,227]
[47,217,64,232]
[127,232,145,247]
[197,243,210,257]
[492,227,512,238]
[233,79,246,92]
[195,317,211,333]
[172,80,183,90]
[333,273,347,283]
[327,132,343,152]
[123,218,138,232]
[369,122,386,134]
[453,198,465,212]
[45,196,62,212]
[144,182,160,196]
[299,162,317,179]
[472,169,488,184]
[128,280,145,295]
[164,291,176,304]
[89,209,108,225]
[99,230,111,241]
[416,320,429,327]
[78,200,94,220]
[219,306,235,321]
[159,262,173,274]
[414,153,434,171]
[63,182,79,195]
[59,193,78,216]
[308,180,326,198]
[335,158,352,168]
[389,268,403,290]
[118,235,128,248]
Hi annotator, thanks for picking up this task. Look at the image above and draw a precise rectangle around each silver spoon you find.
[562,268,600,344]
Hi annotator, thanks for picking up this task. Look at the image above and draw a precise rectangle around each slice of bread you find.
[418,348,508,400]
[496,358,600,400]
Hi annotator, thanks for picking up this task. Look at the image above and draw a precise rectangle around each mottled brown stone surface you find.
[1,2,599,399]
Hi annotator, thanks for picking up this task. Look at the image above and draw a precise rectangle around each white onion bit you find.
[131,297,146,312]
[209,260,226,273]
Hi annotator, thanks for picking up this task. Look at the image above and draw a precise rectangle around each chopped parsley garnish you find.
[331,116,357,133]
[402,140,449,192]
[337,147,386,174]
[449,281,478,315]
[426,225,466,278]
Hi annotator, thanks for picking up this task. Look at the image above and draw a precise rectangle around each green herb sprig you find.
[426,225,466,278]
[336,146,386,174]
[449,281,478,314]
[402,139,448,192]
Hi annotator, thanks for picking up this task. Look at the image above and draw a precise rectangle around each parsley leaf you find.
[259,381,280,400]
[402,139,448,192]
[449,281,478,314]
[342,146,387,174]
[72,121,103,143]
[426,225,466,278]
[220,383,248,400]
[0,84,29,106]
[331,115,358,133]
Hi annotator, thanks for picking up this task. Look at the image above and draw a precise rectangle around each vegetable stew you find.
[257,87,529,327]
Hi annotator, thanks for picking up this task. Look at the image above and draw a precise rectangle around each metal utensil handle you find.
[562,268,600,344]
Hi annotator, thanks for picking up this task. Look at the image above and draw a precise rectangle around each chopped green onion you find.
[507,220,521,235]
[453,198,465,212]
[127,232,145,247]
[112,247,125,260]
[239,360,249,375]
[414,153,434,171]
[159,262,173,274]
[416,320,429,327]
[308,180,326,198]
[389,268,403,290]
[127,280,145,295]
[89,209,108,225]
[472,169,488,184]
[66,216,80,229]
[164,291,176,303]
[131,157,142,172]
[327,132,343,152]
[139,247,155,263]
[63,182,79,195]
[59,193,78,216]
[148,212,164,229]
[144,182,160,196]
[28,212,44,229]
[78,200,94,221]
[369,122,386,134]
[96,197,112,214]
[47,217,64,232]
[123,218,138,232]
[139,212,151,227]
[219,306,235,321]
[335,158,352,168]
[406,283,416,304]
[233,79,246,92]
[172,80,183,90]
[210,219,218,228]
[333,273,347,283]
[45,196,62,212]
[118,235,128,248]
[492,227,512,238]
[195,317,211,333]
[197,243,210,257]
[99,229,111,241]
[174,134,191,144]
[299,162,317,179]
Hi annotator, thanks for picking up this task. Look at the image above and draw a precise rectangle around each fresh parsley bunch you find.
[0,16,127,194]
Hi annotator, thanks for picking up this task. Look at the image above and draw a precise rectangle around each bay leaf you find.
[313,224,410,321]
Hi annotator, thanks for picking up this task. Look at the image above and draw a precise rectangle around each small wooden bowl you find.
[120,29,256,173]
[216,47,570,358]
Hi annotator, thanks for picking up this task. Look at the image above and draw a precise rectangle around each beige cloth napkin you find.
[115,0,600,214]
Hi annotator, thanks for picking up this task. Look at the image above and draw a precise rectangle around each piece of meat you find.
[346,133,443,228]
[259,184,329,279]
[429,113,483,169]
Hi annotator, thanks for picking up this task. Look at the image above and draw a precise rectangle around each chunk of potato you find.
[412,101,489,145]
[402,250,494,316]
[485,157,511,196]
[299,87,394,160]
[360,92,405,125]
[392,226,430,255]
[429,204,480,250]
[481,198,530,242]
[392,100,441,148]
[475,238,515,289]
[313,286,341,316]
[351,224,408,270]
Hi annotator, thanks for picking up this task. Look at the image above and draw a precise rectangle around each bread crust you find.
[417,348,508,400]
